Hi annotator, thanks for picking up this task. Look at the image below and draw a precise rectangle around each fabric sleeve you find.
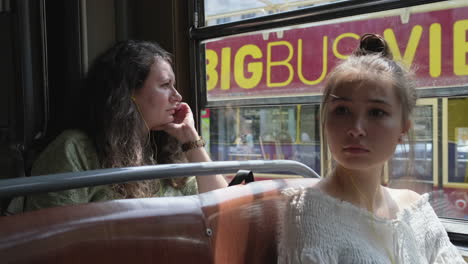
[25,131,105,211]
[421,203,466,263]
[155,176,198,197]
[181,176,198,195]
[277,187,339,264]
[277,187,305,264]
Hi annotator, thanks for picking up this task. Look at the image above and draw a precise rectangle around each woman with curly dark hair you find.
[25,40,227,211]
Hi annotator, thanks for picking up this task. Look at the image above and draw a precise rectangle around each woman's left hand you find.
[163,103,200,143]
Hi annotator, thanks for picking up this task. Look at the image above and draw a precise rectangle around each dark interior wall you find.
[44,0,83,140]
[0,14,14,130]
[0,12,17,181]
[125,0,194,115]
[128,1,175,52]
[0,0,46,182]
[44,0,117,139]
[85,0,116,68]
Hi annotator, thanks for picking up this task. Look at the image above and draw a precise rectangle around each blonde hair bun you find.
[353,33,393,59]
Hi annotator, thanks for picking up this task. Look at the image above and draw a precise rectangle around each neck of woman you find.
[321,165,385,213]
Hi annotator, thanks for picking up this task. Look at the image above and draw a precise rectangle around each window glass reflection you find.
[443,98,468,219]
[389,104,434,192]
[202,105,321,176]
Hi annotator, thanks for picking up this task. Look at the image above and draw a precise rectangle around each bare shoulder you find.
[385,187,422,208]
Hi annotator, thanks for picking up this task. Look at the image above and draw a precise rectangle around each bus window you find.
[204,0,338,26]
[196,0,468,239]
[443,98,468,219]
[203,104,322,177]
[204,105,319,178]
[298,105,321,174]
[388,101,436,193]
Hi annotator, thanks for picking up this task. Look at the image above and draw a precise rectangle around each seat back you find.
[202,178,318,264]
[0,196,212,264]
[0,178,319,264]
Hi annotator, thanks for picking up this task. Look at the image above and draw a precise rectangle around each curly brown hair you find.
[82,40,188,198]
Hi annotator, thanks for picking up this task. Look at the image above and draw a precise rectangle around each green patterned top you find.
[25,130,197,211]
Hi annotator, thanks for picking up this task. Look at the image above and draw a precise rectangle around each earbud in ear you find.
[398,133,405,143]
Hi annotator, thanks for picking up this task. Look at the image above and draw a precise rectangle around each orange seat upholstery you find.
[201,178,318,264]
[0,178,318,264]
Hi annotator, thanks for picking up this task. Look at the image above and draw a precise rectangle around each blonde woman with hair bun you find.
[278,34,465,263]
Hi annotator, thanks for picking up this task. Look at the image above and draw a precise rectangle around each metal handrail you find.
[0,160,320,198]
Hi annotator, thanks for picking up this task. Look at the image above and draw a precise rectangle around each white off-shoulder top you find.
[278,187,465,264]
